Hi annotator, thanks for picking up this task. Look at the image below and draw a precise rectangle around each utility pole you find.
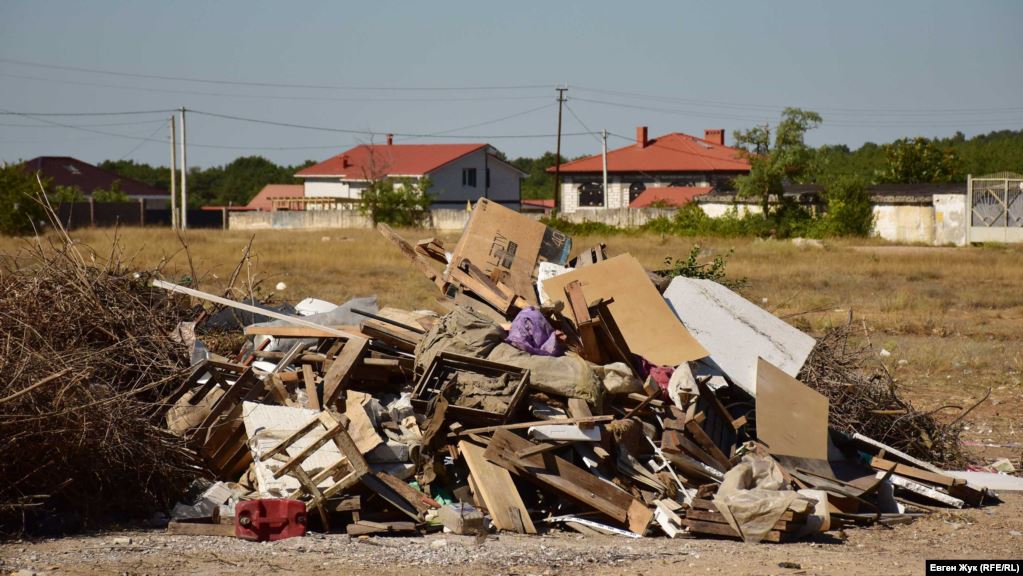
[553,86,567,215]
[169,115,178,230]
[179,106,188,230]
[601,129,608,208]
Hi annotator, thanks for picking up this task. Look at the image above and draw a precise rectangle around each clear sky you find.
[1,0,1021,169]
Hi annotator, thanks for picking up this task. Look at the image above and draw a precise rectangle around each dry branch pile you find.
[798,322,969,468]
[0,240,199,534]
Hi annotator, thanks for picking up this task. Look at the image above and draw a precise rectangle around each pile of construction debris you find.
[142,199,1005,543]
[3,199,1008,542]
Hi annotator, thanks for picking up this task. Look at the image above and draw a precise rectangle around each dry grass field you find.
[2,227,1020,458]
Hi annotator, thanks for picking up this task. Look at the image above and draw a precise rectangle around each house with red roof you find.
[295,136,525,209]
[549,127,750,213]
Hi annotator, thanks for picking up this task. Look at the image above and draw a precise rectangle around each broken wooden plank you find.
[880,472,965,508]
[458,440,536,534]
[870,457,960,488]
[684,419,732,471]
[167,520,236,537]
[455,415,613,437]
[484,429,652,535]
[322,338,369,408]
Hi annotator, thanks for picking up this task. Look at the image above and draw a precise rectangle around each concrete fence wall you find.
[228,209,479,231]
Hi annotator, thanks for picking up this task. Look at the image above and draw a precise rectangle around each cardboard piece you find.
[663,277,816,396]
[542,254,708,367]
[755,358,829,460]
[450,199,572,304]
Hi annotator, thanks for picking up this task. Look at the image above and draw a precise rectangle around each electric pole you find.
[553,86,567,215]
[179,106,188,230]
[169,115,178,230]
[601,129,608,208]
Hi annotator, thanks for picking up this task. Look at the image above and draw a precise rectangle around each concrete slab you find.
[662,277,816,397]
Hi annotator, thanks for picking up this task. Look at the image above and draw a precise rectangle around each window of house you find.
[462,168,477,188]
[628,181,646,204]
[578,182,604,207]
[486,168,491,188]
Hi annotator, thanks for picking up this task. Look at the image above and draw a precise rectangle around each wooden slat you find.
[322,337,369,407]
[870,457,958,488]
[683,518,784,543]
[684,419,732,470]
[302,364,319,410]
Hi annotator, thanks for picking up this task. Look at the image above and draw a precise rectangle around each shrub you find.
[359,177,433,227]
[0,164,45,236]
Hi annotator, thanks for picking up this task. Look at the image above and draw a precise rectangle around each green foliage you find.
[359,177,433,227]
[662,245,746,289]
[878,137,962,183]
[539,215,627,236]
[817,176,874,236]
[49,185,85,203]
[0,164,45,235]
[511,152,565,200]
[91,181,130,203]
[98,159,171,191]
[733,108,822,213]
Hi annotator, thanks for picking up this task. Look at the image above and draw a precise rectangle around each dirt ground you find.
[1,494,1021,576]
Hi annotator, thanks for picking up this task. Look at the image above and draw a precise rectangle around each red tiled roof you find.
[550,133,750,174]
[296,144,487,179]
[246,184,303,211]
[630,186,713,208]
[22,156,167,197]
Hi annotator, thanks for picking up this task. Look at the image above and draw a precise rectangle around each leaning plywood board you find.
[663,277,815,396]
[458,440,536,534]
[450,198,572,305]
[756,358,829,460]
[242,402,343,497]
[542,254,708,366]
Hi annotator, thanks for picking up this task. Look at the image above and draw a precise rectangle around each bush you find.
[662,245,746,289]
[0,164,45,236]
[91,181,130,203]
[359,177,433,227]
[49,185,85,204]
[817,176,874,237]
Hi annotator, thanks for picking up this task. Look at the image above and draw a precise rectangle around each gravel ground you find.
[2,493,1020,576]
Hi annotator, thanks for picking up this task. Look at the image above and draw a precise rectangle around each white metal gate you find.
[966,173,1023,243]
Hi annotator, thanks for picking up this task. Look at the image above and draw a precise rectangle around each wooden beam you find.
[455,415,613,437]
[322,338,369,407]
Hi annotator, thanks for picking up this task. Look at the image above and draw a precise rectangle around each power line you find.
[564,101,603,145]
[405,103,556,138]
[0,57,553,92]
[117,122,167,160]
[0,71,551,103]
[572,85,1023,116]
[0,119,168,128]
[188,108,595,139]
[0,109,175,117]
[573,97,1023,128]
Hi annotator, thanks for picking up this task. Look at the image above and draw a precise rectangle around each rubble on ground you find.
[1,198,1009,543]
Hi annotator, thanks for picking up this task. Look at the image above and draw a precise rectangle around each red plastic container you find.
[234,499,307,542]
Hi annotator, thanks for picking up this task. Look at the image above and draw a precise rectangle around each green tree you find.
[819,175,874,236]
[359,177,433,226]
[511,152,565,199]
[0,163,45,235]
[732,108,823,215]
[878,137,962,183]
[92,180,130,203]
[98,159,171,191]
[49,185,86,203]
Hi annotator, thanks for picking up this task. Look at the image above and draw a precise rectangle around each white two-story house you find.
[296,136,525,209]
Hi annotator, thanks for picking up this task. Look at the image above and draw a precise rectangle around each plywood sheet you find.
[663,277,815,396]
[541,254,707,366]
[755,358,828,460]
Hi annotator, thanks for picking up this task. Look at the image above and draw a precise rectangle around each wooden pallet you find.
[682,498,808,543]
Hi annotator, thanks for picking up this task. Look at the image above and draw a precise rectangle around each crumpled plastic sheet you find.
[505,306,563,357]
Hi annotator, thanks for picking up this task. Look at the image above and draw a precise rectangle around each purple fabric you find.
[639,356,675,400]
[505,307,563,356]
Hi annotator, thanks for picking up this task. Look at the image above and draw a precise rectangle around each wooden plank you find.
[870,457,957,488]
[684,420,732,471]
[881,472,965,508]
[167,521,236,537]
[852,433,947,476]
[458,440,536,534]
[322,338,369,407]
[378,223,447,290]
[244,325,350,338]
[456,415,613,436]
[662,430,727,473]
[685,509,800,531]
[302,364,319,410]
[691,498,805,521]
[683,518,784,543]
[484,429,651,535]
[151,279,364,340]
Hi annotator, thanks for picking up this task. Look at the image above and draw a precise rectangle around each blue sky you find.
[1,0,1021,168]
